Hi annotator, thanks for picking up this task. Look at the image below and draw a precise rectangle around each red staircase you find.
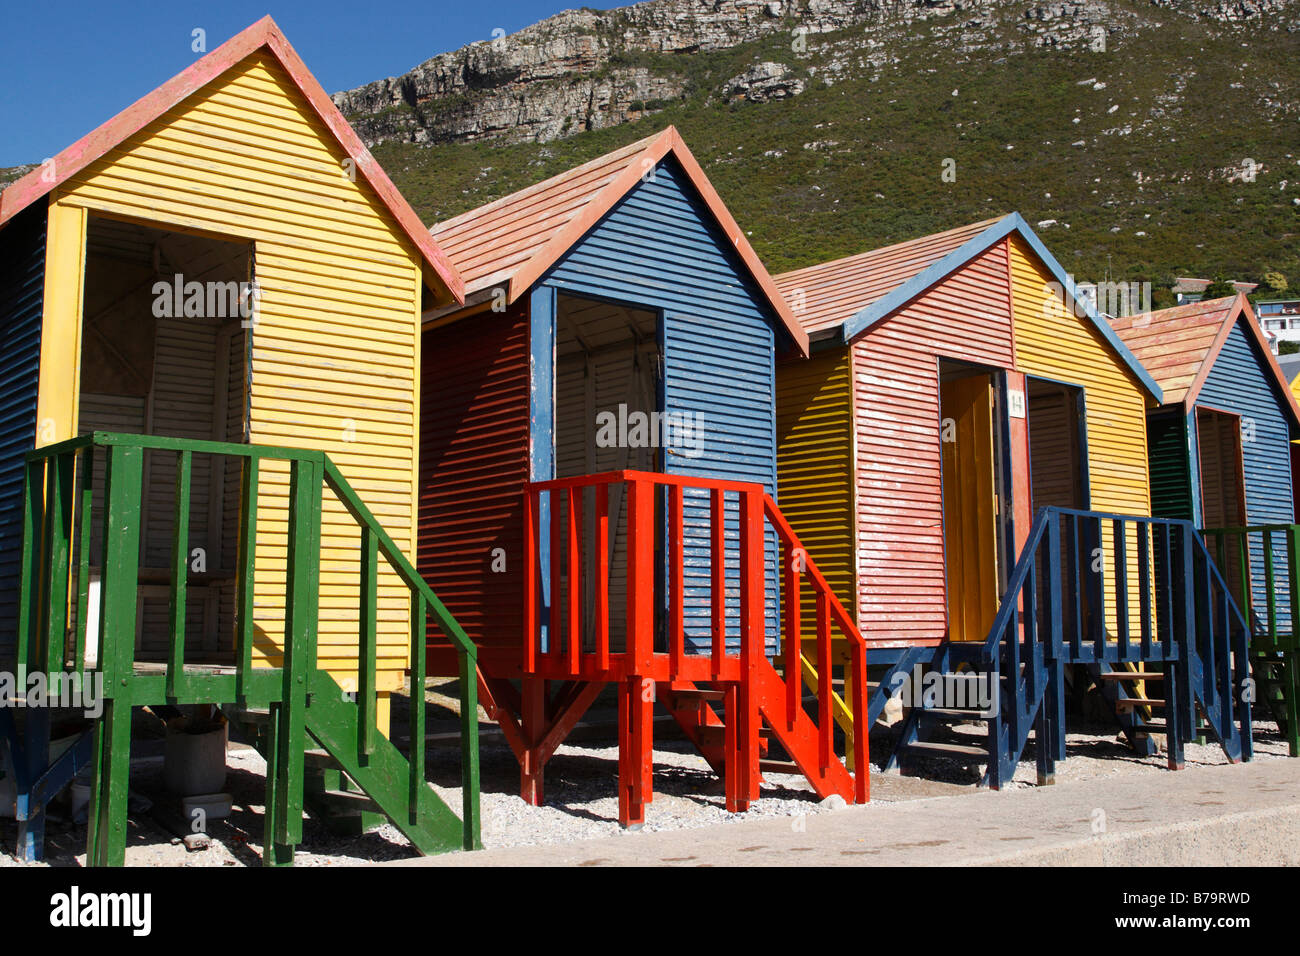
[497,470,868,826]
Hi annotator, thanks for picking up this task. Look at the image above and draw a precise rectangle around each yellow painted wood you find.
[940,375,999,641]
[37,201,88,447]
[51,52,426,693]
[775,349,857,625]
[1009,235,1152,639]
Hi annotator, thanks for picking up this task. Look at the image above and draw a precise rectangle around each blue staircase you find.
[880,507,1253,784]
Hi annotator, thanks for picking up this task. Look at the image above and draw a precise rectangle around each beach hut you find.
[417,127,870,825]
[0,16,478,864]
[774,214,1252,782]
[1112,295,1300,754]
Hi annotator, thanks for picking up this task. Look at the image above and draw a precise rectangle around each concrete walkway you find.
[397,758,1300,866]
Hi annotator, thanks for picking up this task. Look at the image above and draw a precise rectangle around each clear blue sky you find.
[0,1,609,167]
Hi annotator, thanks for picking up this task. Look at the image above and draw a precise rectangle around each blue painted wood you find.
[529,285,556,653]
[0,204,46,668]
[1196,317,1296,631]
[541,157,785,654]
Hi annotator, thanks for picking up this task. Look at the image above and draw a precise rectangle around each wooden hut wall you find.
[1008,234,1152,640]
[44,51,428,692]
[1195,318,1297,628]
[849,240,1014,646]
[418,304,531,666]
[0,204,46,664]
[542,157,782,652]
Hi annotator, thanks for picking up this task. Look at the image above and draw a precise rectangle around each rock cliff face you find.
[330,0,1290,148]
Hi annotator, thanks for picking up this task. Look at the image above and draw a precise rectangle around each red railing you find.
[522,469,868,802]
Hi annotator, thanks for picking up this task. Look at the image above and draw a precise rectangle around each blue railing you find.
[973,507,1252,785]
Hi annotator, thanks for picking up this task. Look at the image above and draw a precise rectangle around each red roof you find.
[429,126,808,355]
[0,16,464,306]
[1110,294,1300,426]
[773,218,1002,335]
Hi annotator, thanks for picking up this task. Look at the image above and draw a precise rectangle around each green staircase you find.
[14,432,481,866]
[1203,523,1300,756]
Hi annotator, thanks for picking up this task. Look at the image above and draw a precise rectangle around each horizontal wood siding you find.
[544,157,781,653]
[776,349,857,626]
[55,52,425,691]
[418,304,530,659]
[851,241,1013,645]
[1197,319,1296,629]
[1010,236,1151,516]
[1009,235,1151,639]
[0,204,46,663]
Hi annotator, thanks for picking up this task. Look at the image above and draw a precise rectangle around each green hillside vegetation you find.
[367,0,1299,294]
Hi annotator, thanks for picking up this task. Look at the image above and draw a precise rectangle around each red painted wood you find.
[522,491,537,673]
[670,483,685,675]
[784,544,801,728]
[507,472,874,815]
[1007,370,1033,557]
[618,677,651,827]
[710,487,725,676]
[851,240,1015,644]
[549,490,561,658]
[739,490,764,802]
[817,592,832,773]
[420,302,530,665]
[565,487,580,672]
[849,642,869,802]
[724,683,742,813]
[520,677,546,805]
[594,483,610,671]
[753,664,855,802]
[626,479,654,673]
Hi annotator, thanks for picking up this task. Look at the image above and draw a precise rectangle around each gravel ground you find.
[1,693,1289,866]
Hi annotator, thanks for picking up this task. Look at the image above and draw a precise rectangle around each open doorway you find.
[553,293,661,650]
[939,361,1002,642]
[77,214,252,664]
[1197,406,1248,603]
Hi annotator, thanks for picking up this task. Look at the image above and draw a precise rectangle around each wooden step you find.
[1098,671,1164,681]
[668,688,726,705]
[304,748,334,768]
[1114,697,1165,710]
[759,759,801,775]
[902,741,988,762]
[915,707,992,722]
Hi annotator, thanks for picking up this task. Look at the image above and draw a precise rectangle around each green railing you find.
[1202,523,1299,756]
[1202,523,1299,653]
[17,431,480,865]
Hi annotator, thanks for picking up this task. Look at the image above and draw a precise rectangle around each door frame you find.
[1024,373,1092,512]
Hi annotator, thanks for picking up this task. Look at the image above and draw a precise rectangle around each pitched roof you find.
[1110,294,1300,429]
[772,218,1000,336]
[428,126,808,355]
[773,212,1162,401]
[0,16,464,307]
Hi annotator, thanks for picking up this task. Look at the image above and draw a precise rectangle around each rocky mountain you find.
[332,0,1295,149]
[333,0,1297,291]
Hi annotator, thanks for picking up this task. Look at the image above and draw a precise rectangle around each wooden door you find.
[941,374,999,642]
